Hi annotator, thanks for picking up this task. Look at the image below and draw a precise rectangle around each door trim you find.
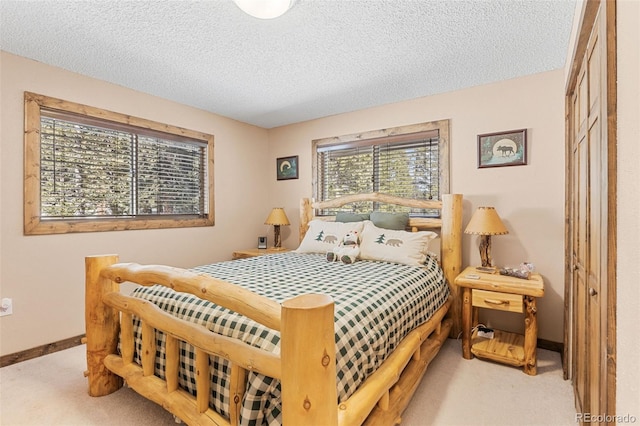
[564,0,617,420]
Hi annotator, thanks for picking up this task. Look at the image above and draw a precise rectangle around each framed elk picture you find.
[477,129,527,168]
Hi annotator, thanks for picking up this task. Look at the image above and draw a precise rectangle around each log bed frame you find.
[85,193,463,426]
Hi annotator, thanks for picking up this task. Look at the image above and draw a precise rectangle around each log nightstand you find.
[232,248,290,260]
[454,266,545,375]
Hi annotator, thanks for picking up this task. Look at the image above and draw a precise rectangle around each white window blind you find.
[316,131,441,216]
[40,109,208,219]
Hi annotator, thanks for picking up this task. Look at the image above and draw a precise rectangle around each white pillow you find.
[296,220,365,254]
[359,220,437,266]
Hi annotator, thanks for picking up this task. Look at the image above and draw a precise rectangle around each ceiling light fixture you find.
[233,0,297,19]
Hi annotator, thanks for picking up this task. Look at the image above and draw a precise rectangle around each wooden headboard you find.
[299,192,463,337]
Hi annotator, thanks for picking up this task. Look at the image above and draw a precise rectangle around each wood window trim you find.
[23,92,215,235]
[311,119,451,203]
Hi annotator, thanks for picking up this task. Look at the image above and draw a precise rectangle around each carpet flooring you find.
[0,339,576,425]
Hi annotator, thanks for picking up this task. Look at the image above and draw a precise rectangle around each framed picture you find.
[276,155,299,180]
[477,129,527,168]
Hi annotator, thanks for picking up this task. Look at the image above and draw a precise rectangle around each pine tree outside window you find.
[24,92,214,235]
[313,120,450,217]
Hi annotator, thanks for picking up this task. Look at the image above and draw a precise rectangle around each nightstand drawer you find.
[472,289,523,313]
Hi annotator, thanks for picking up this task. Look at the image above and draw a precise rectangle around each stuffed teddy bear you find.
[327,230,360,264]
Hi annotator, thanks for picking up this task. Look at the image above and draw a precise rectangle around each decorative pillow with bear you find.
[359,220,437,266]
[296,220,365,254]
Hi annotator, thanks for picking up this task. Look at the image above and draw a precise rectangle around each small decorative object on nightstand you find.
[455,266,544,375]
[464,206,508,271]
[264,207,290,249]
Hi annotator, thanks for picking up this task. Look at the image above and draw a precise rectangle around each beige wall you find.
[615,0,640,417]
[268,69,567,343]
[0,52,273,355]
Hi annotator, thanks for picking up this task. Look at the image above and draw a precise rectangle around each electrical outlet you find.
[1,298,13,316]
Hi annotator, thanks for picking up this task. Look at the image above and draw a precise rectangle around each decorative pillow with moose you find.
[359,220,437,267]
[295,220,365,254]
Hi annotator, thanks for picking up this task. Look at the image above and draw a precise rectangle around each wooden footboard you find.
[86,256,337,425]
[85,192,463,425]
[85,256,453,426]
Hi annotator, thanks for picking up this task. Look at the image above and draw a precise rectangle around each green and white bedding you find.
[129,252,450,426]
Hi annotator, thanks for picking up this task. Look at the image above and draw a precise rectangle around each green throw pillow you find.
[370,211,409,230]
[335,212,370,223]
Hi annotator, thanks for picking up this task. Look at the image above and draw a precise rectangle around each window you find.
[24,92,214,235]
[313,120,450,216]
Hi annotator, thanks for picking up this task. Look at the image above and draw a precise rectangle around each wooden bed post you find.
[85,255,123,396]
[299,197,313,244]
[441,194,463,338]
[281,294,338,426]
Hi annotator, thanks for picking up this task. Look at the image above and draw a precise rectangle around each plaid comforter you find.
[129,252,450,425]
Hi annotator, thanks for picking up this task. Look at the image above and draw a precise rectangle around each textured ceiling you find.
[0,0,576,129]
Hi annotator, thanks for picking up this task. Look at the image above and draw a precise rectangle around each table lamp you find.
[464,206,508,270]
[264,207,290,249]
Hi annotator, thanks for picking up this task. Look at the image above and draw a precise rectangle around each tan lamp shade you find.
[464,207,508,236]
[264,208,290,226]
[464,207,508,268]
[265,208,290,249]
